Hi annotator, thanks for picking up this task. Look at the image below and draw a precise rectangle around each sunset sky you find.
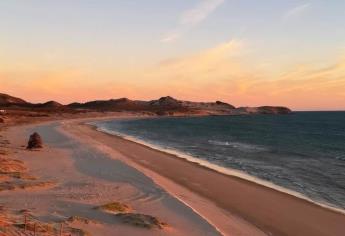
[1,0,344,110]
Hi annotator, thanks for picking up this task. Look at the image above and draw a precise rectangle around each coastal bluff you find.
[0,93,291,116]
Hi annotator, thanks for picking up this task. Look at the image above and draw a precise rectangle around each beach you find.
[68,118,345,236]
[0,119,226,235]
[0,117,344,236]
[1,1,344,235]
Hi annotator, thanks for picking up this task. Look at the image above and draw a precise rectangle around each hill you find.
[0,93,28,106]
[0,92,291,115]
[35,101,64,109]
[67,96,237,115]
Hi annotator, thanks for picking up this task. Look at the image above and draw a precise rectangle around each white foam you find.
[92,123,345,215]
[208,140,268,152]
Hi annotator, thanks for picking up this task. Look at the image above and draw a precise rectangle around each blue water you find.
[93,112,345,209]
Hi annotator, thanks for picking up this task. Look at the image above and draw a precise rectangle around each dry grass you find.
[0,157,42,192]
[0,180,56,192]
[0,150,8,156]
[15,222,57,235]
[0,157,38,192]
[95,202,168,230]
[116,213,168,229]
[0,176,9,181]
[0,140,10,146]
[0,158,26,174]
[96,202,131,213]
[0,209,93,236]
[0,215,11,228]
[67,216,100,225]
[7,172,36,180]
[69,227,92,236]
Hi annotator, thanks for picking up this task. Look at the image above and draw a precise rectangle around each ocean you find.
[92,112,345,210]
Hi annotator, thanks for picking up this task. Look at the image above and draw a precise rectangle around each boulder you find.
[27,132,43,149]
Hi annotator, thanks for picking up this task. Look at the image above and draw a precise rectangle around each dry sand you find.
[0,121,225,236]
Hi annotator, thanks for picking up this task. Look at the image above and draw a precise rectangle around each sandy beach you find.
[0,117,345,236]
[0,120,227,236]
[66,118,345,236]
[2,1,344,235]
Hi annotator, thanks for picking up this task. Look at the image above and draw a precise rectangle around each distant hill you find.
[0,93,67,111]
[35,101,64,109]
[68,98,148,111]
[0,93,28,106]
[0,92,291,115]
[67,96,237,115]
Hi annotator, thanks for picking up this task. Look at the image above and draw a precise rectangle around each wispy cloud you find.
[283,3,311,21]
[161,0,225,43]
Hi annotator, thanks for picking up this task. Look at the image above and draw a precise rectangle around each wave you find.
[208,140,268,152]
[91,123,345,215]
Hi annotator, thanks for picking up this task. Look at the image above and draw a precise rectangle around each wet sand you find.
[65,119,345,236]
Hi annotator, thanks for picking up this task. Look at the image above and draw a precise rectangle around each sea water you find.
[92,112,345,209]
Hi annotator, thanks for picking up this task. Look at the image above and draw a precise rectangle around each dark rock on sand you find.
[27,132,43,149]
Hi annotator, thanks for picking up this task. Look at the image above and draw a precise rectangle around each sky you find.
[0,0,345,110]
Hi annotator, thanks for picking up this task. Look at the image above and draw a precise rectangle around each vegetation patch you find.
[8,172,36,180]
[116,213,168,229]
[69,227,92,236]
[15,222,57,235]
[0,180,56,192]
[96,202,131,213]
[0,175,9,181]
[0,149,8,155]
[67,216,100,225]
[0,158,26,174]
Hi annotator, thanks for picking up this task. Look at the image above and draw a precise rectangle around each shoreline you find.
[2,114,345,235]
[67,119,345,236]
[92,122,345,216]
[62,119,266,235]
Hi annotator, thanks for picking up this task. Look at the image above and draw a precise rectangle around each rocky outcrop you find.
[182,100,235,111]
[27,132,43,149]
[257,106,292,114]
[236,106,292,115]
